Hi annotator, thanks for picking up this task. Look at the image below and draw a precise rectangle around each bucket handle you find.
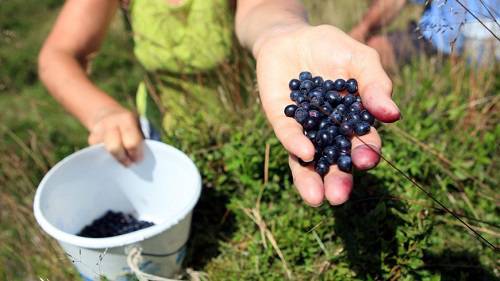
[126,246,207,281]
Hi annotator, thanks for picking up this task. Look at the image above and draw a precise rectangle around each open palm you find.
[255,25,400,206]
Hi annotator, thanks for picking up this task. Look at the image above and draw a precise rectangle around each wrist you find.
[83,99,125,130]
[251,21,309,59]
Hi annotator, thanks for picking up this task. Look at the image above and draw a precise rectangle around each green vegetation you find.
[0,1,498,280]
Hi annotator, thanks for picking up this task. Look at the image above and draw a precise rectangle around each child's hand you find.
[87,106,144,166]
[255,24,400,206]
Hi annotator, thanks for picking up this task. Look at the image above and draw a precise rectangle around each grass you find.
[1,0,499,280]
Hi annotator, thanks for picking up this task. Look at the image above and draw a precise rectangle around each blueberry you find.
[334,79,346,91]
[312,76,324,87]
[315,130,333,147]
[337,155,352,172]
[294,107,308,123]
[315,159,330,176]
[349,101,363,113]
[323,146,338,164]
[354,121,371,135]
[326,125,339,138]
[346,79,358,93]
[360,110,375,125]
[299,71,313,81]
[338,148,350,156]
[290,90,300,101]
[325,91,342,105]
[329,111,343,124]
[335,135,351,150]
[284,104,298,117]
[319,118,332,130]
[300,80,314,93]
[335,104,347,114]
[296,95,306,104]
[303,117,318,130]
[339,122,354,136]
[347,113,361,124]
[343,94,356,106]
[306,130,317,140]
[324,80,335,91]
[311,96,324,107]
[289,79,301,90]
[300,101,311,110]
[320,104,333,115]
[356,96,362,103]
[309,90,323,99]
[313,87,325,94]
[308,110,322,119]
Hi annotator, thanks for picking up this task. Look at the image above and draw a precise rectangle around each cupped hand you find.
[88,106,144,166]
[255,24,400,206]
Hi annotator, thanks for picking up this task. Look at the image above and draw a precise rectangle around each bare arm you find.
[38,0,120,129]
[38,0,143,165]
[350,0,407,42]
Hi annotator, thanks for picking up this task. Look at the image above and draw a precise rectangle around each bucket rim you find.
[33,140,201,249]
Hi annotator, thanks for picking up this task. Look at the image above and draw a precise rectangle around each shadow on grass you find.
[183,187,236,269]
[423,249,498,281]
[331,173,405,279]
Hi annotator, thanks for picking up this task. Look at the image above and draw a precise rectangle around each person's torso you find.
[129,0,233,73]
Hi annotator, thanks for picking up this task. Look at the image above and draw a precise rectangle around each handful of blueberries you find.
[284,71,376,176]
[77,210,155,238]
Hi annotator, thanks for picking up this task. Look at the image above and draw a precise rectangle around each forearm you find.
[235,0,308,57]
[355,0,406,33]
[38,49,122,130]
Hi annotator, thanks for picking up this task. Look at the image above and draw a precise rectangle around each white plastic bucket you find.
[33,140,202,280]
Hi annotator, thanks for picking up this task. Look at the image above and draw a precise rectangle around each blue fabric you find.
[412,0,500,54]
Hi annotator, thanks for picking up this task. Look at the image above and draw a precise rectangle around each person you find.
[38,0,401,207]
[350,0,500,71]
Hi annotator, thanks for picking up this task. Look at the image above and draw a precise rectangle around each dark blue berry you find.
[306,130,317,140]
[334,79,346,91]
[346,79,358,93]
[329,111,343,124]
[326,125,339,138]
[324,80,334,91]
[360,110,375,125]
[335,104,347,114]
[309,90,323,99]
[349,101,363,113]
[296,95,306,104]
[290,91,300,101]
[300,80,314,92]
[339,122,354,136]
[299,71,312,81]
[325,91,342,105]
[335,135,351,150]
[337,155,352,172]
[284,104,298,117]
[289,79,301,90]
[354,121,371,135]
[343,94,356,106]
[319,118,332,130]
[347,113,361,124]
[315,130,333,147]
[300,101,311,110]
[320,104,333,115]
[303,117,318,130]
[356,96,362,103]
[315,159,330,176]
[312,76,324,87]
[338,148,350,156]
[311,96,324,107]
[294,107,308,123]
[313,87,325,94]
[323,146,338,164]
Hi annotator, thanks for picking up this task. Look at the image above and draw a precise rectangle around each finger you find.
[324,165,353,205]
[289,155,324,207]
[351,127,381,170]
[88,131,103,145]
[119,121,144,162]
[352,48,400,123]
[257,61,316,162]
[104,127,132,166]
